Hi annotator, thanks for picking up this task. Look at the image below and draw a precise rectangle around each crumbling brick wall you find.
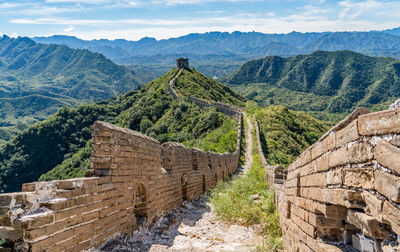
[255,107,400,251]
[0,114,242,251]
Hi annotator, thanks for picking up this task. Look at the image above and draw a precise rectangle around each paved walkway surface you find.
[93,114,263,252]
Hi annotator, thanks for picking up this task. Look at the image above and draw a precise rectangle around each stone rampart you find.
[0,116,242,251]
[0,66,243,251]
[255,107,400,251]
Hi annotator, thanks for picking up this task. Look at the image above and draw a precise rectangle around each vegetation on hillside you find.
[222,51,400,120]
[247,102,329,167]
[0,68,241,192]
[175,68,246,106]
[0,35,140,141]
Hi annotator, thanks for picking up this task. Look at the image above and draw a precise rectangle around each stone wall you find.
[255,108,400,251]
[0,66,243,251]
[0,116,241,251]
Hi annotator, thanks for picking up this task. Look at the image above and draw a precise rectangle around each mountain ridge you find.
[0,35,140,142]
[32,28,400,62]
[222,50,400,118]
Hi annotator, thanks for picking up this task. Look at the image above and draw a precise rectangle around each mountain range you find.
[0,35,140,144]
[222,50,400,120]
[33,29,400,64]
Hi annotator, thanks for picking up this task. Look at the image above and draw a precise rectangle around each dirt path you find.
[240,113,253,174]
[95,114,262,252]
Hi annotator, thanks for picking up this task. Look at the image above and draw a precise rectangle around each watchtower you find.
[176,58,189,69]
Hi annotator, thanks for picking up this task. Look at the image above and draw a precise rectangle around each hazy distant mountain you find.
[0,35,140,143]
[33,29,400,63]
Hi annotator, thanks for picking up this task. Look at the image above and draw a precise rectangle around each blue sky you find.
[0,0,399,41]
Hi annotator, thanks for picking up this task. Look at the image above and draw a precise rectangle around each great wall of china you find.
[0,63,242,251]
[1,59,400,251]
[255,107,400,251]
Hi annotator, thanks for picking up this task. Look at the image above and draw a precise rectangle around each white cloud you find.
[64,25,74,32]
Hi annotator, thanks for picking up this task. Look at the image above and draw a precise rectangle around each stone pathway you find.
[93,114,263,252]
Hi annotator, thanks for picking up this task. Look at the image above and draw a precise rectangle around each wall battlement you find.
[255,107,400,251]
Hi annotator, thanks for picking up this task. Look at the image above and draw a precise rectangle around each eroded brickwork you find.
[255,108,400,251]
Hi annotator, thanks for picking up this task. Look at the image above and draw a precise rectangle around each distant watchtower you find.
[176,58,189,69]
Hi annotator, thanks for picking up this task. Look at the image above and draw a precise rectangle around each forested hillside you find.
[250,104,329,167]
[0,68,244,192]
[223,51,400,119]
[0,35,140,143]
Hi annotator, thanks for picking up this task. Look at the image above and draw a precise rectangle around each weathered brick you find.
[13,211,54,230]
[382,201,400,235]
[361,191,383,218]
[375,170,400,203]
[315,154,329,172]
[335,119,359,147]
[329,142,373,168]
[322,188,363,208]
[22,183,36,192]
[343,167,374,189]
[358,109,400,136]
[375,140,400,174]
[347,210,390,240]
[326,168,342,185]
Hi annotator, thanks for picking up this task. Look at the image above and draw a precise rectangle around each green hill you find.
[0,35,140,141]
[222,51,400,120]
[174,68,246,106]
[251,104,329,167]
[0,68,244,192]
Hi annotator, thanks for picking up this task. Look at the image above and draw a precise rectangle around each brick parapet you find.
[254,107,400,251]
[0,115,242,251]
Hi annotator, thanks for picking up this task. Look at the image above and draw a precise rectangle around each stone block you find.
[352,233,382,252]
[323,188,363,208]
[343,167,374,189]
[22,183,36,192]
[375,170,400,203]
[13,211,55,230]
[322,131,336,151]
[328,142,373,168]
[347,210,389,240]
[375,140,400,174]
[326,168,342,185]
[347,142,374,164]
[361,191,383,218]
[381,200,400,235]
[315,154,329,172]
[358,109,400,136]
[336,119,359,147]
[311,141,323,160]
[328,146,347,168]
